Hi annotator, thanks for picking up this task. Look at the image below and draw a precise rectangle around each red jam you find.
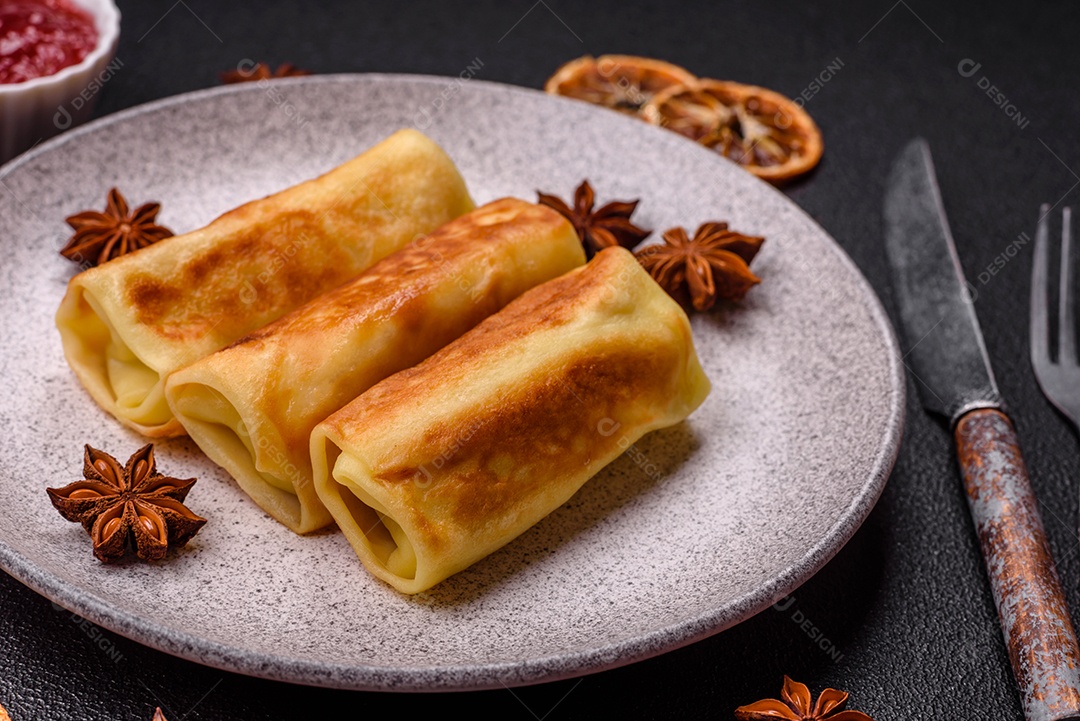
[0,0,98,85]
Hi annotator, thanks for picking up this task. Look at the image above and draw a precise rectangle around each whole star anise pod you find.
[538,180,651,259]
[47,445,206,563]
[60,188,174,268]
[220,61,310,84]
[635,220,764,312]
[735,676,875,721]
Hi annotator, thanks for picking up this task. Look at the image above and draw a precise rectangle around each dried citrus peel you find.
[544,54,696,116]
[644,79,822,183]
[545,55,823,184]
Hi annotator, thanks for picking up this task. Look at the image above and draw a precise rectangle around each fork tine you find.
[1032,203,1052,367]
[1060,207,1076,364]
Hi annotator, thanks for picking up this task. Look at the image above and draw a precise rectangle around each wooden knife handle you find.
[956,408,1080,721]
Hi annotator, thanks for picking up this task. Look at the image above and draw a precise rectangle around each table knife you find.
[884,138,1080,721]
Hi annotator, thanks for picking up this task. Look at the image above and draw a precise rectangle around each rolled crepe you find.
[165,198,585,533]
[311,247,712,593]
[56,129,474,437]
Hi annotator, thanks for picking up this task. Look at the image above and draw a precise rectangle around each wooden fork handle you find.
[956,408,1080,721]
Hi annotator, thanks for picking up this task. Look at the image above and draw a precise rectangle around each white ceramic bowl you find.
[0,0,121,164]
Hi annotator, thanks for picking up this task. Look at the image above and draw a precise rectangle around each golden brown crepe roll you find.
[56,129,474,438]
[165,199,585,534]
[310,247,712,593]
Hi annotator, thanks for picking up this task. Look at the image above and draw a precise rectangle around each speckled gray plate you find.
[0,74,904,691]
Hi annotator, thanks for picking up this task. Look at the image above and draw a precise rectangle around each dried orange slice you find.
[545,54,697,117]
[643,79,823,184]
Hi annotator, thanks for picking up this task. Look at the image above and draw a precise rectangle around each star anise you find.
[538,180,651,259]
[47,445,206,563]
[220,62,310,84]
[735,676,875,721]
[60,188,174,268]
[635,220,764,312]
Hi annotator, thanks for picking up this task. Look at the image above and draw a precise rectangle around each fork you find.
[1031,204,1079,431]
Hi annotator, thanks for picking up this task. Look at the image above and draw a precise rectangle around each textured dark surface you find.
[0,1,1077,719]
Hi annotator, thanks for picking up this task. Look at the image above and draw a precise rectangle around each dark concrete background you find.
[2,1,1078,718]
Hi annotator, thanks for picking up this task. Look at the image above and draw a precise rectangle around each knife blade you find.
[884,138,1080,721]
[883,139,1003,424]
